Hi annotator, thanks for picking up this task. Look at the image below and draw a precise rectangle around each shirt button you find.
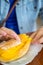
[34,6,37,10]
[20,27,23,29]
[40,8,43,12]
[17,2,19,5]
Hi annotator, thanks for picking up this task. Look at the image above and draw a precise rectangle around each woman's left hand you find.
[30,27,43,44]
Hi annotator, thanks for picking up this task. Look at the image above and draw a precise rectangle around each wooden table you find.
[27,48,43,65]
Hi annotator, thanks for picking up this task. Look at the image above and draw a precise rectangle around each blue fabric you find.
[0,0,10,23]
[5,0,19,34]
[1,0,43,34]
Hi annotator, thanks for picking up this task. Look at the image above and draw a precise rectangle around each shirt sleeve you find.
[0,0,10,23]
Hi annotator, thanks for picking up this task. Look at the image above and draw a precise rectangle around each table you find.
[27,48,43,65]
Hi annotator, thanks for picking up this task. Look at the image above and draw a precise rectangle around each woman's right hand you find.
[0,27,20,41]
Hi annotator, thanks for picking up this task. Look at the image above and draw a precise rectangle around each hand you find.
[30,27,43,44]
[0,27,20,41]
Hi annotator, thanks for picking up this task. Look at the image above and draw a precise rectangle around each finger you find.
[38,37,43,44]
[0,35,6,41]
[0,35,3,40]
[30,32,37,39]
[0,29,7,36]
[30,31,38,44]
[30,30,41,43]
[0,35,2,38]
[32,30,43,43]
[4,34,14,40]
[1,27,20,41]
